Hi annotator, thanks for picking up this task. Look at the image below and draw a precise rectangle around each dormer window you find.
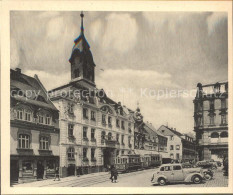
[17,109,23,120]
[45,114,51,125]
[38,115,44,124]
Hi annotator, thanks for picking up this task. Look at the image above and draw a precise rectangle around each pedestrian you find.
[113,166,118,183]
[54,166,60,181]
[109,165,114,182]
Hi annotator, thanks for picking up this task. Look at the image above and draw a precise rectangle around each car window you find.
[164,166,171,171]
[173,165,182,170]
[160,167,165,171]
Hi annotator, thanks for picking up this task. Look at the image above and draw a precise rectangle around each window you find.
[40,136,49,150]
[176,145,180,150]
[210,115,215,125]
[17,109,23,120]
[220,131,228,138]
[108,132,112,140]
[38,115,44,124]
[83,148,87,158]
[173,165,181,170]
[170,136,174,141]
[108,116,112,127]
[25,110,31,121]
[122,150,124,155]
[91,111,96,121]
[121,121,125,130]
[210,100,215,110]
[160,167,165,171]
[211,132,219,138]
[116,134,119,142]
[68,124,74,137]
[101,131,106,140]
[102,114,106,125]
[83,108,88,119]
[170,145,174,150]
[83,127,87,139]
[221,114,227,125]
[68,103,74,114]
[18,134,30,149]
[45,114,51,125]
[91,148,95,160]
[170,153,174,159]
[164,166,171,171]
[91,128,95,140]
[128,137,131,145]
[22,161,33,175]
[221,99,226,109]
[121,135,124,144]
[116,119,120,128]
[67,147,75,159]
[176,153,180,160]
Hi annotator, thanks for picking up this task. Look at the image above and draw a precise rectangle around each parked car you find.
[181,162,193,168]
[196,161,217,170]
[151,164,204,186]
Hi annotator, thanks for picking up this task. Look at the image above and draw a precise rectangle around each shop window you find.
[18,134,30,149]
[22,161,33,176]
[46,160,55,173]
[40,136,49,150]
[67,147,75,159]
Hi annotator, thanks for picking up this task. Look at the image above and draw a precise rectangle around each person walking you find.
[113,166,118,183]
[109,165,114,182]
[54,167,60,181]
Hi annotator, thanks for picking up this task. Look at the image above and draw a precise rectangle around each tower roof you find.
[69,11,91,63]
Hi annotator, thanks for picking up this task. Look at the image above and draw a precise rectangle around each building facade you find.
[10,68,60,183]
[194,82,228,161]
[48,13,134,177]
[133,107,168,158]
[158,125,196,162]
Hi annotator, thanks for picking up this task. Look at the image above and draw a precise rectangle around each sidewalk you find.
[12,171,109,187]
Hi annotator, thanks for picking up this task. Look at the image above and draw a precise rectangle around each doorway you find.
[37,161,44,179]
[10,160,19,182]
[67,164,75,176]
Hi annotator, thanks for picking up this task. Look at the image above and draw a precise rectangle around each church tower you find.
[69,12,96,87]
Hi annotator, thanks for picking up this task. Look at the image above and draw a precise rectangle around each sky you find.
[10,11,228,134]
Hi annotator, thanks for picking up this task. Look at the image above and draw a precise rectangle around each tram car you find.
[150,154,162,167]
[140,154,151,169]
[114,154,141,173]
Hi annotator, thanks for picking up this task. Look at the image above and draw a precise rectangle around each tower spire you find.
[80,11,84,35]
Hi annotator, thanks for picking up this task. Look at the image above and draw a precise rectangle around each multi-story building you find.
[48,12,134,177]
[10,68,60,183]
[194,82,228,161]
[158,125,196,162]
[133,107,168,158]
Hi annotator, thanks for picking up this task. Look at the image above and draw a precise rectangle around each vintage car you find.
[196,161,217,170]
[151,163,204,185]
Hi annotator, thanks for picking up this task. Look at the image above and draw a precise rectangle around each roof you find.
[144,123,167,138]
[10,68,58,111]
[158,125,184,138]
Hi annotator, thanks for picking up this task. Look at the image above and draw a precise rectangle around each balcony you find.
[101,139,117,148]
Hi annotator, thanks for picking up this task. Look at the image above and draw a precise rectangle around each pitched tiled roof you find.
[10,69,57,111]
[158,125,184,138]
[144,122,167,138]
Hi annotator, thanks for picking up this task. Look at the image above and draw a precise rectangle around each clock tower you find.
[69,12,96,87]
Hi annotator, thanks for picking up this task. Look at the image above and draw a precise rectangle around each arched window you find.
[108,132,112,140]
[220,131,228,138]
[211,132,219,138]
[18,134,30,149]
[67,148,75,159]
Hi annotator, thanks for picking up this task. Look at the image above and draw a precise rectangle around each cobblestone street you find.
[13,167,228,187]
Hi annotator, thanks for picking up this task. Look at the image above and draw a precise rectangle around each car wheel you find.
[192,175,202,184]
[158,178,166,186]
